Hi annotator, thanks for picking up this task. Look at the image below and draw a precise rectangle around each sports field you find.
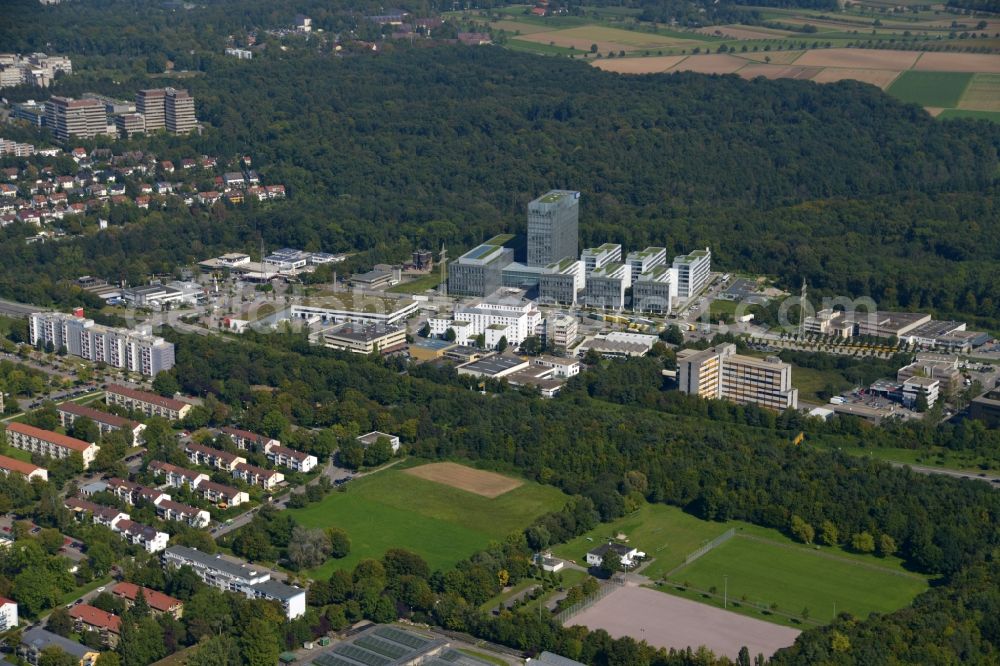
[552,503,929,624]
[404,462,524,497]
[670,534,929,621]
[289,462,566,577]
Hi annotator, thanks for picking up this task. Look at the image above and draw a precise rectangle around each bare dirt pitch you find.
[569,586,800,660]
[404,462,523,498]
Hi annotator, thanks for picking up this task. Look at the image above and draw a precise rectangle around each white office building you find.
[583,263,631,310]
[581,244,622,276]
[625,247,667,282]
[163,546,306,619]
[29,312,174,376]
[429,297,542,349]
[672,247,711,301]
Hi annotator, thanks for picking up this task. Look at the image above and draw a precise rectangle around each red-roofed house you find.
[111,583,183,619]
[70,604,121,647]
[105,384,192,420]
[233,462,284,490]
[58,402,146,446]
[0,454,48,481]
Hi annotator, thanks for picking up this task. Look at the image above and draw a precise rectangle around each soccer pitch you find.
[666,534,930,621]
[288,462,566,578]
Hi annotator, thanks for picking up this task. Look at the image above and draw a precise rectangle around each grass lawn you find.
[887,71,973,108]
[790,365,854,403]
[386,273,443,294]
[808,440,1000,474]
[289,463,566,578]
[0,445,34,463]
[667,535,929,622]
[709,300,739,318]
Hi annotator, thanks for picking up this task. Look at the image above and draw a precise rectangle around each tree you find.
[418,322,430,337]
[877,533,897,557]
[819,520,839,546]
[97,653,122,666]
[443,328,456,342]
[497,335,508,352]
[47,606,73,636]
[915,391,929,412]
[599,549,621,578]
[88,541,115,576]
[14,566,62,616]
[363,436,393,467]
[38,647,77,666]
[239,618,280,666]
[851,531,876,553]
[790,515,815,544]
[286,526,332,570]
[186,635,241,666]
[328,527,351,558]
[590,43,598,53]
[69,416,99,444]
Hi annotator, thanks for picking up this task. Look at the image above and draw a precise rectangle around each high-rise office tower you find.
[165,87,196,134]
[136,89,166,131]
[527,190,579,267]
[44,96,106,142]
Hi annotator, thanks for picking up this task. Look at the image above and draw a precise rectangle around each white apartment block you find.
[677,343,798,411]
[531,356,582,378]
[149,461,209,489]
[581,243,622,275]
[673,247,712,301]
[429,297,541,349]
[0,597,17,632]
[116,519,169,553]
[30,312,175,377]
[625,247,667,282]
[65,498,168,552]
[198,480,249,507]
[163,546,306,619]
[220,427,279,451]
[0,454,48,482]
[105,384,191,420]
[156,499,211,528]
[184,443,246,472]
[5,422,99,469]
[264,443,318,473]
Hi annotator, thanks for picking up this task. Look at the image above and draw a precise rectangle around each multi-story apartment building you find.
[677,344,798,410]
[447,234,515,297]
[163,546,306,619]
[197,480,249,507]
[111,583,184,619]
[65,498,129,529]
[106,477,169,506]
[0,454,48,481]
[632,266,678,314]
[136,89,166,131]
[30,312,175,377]
[58,402,146,446]
[0,596,17,632]
[625,247,667,282]
[45,96,107,142]
[429,297,542,349]
[581,243,622,276]
[672,247,712,301]
[64,498,168,552]
[105,384,191,420]
[164,87,196,134]
[220,427,280,452]
[545,314,578,350]
[584,262,631,310]
[527,190,579,267]
[5,422,99,469]
[19,628,99,666]
[322,322,407,355]
[116,519,169,553]
[232,462,284,490]
[184,443,246,472]
[264,443,318,473]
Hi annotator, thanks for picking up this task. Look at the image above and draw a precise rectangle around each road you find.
[891,461,1000,487]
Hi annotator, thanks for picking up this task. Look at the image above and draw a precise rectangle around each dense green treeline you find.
[158,330,1000,661]
[3,45,1000,327]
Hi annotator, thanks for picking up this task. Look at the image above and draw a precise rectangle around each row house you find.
[58,401,146,446]
[105,384,192,421]
[106,477,170,506]
[264,443,318,473]
[65,497,168,552]
[155,498,210,528]
[149,461,248,507]
[116,519,169,553]
[184,442,245,472]
[220,426,279,452]
[232,462,284,490]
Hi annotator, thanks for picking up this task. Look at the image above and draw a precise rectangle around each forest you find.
[1,42,1000,329]
[149,328,1000,663]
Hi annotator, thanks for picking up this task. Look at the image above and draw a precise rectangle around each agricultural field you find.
[552,503,930,626]
[452,5,1000,119]
[886,70,973,107]
[288,461,566,578]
